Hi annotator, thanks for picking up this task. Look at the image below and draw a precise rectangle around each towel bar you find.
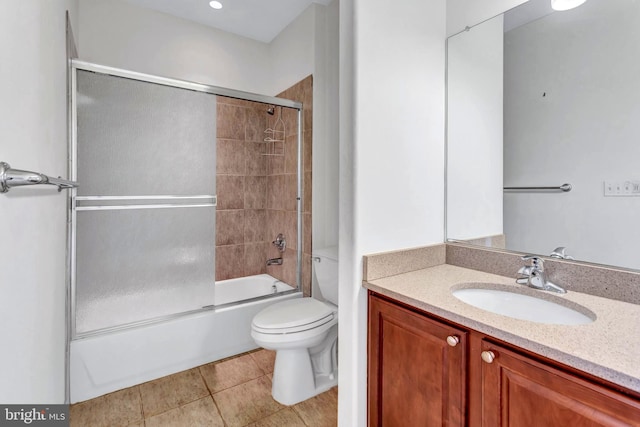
[504,183,572,192]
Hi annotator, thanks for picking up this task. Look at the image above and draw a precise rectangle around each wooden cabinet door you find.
[480,340,640,427]
[368,294,467,427]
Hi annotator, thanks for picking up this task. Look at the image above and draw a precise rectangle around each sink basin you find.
[452,285,595,325]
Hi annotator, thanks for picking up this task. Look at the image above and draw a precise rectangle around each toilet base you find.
[270,325,338,405]
[271,351,338,405]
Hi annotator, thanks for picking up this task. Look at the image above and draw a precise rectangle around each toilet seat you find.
[252,298,335,334]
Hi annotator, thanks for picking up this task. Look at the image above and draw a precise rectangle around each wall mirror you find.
[446,0,640,271]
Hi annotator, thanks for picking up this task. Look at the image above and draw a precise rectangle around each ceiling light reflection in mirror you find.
[551,0,587,11]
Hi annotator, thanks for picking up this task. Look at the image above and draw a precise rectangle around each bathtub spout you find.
[267,257,283,266]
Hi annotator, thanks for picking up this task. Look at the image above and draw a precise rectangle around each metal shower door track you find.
[72,60,303,110]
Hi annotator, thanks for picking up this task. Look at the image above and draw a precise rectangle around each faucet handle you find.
[516,265,532,284]
[517,265,532,276]
[521,255,544,269]
[550,247,575,260]
[272,233,286,253]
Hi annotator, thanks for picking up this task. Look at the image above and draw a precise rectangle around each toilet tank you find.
[312,246,338,305]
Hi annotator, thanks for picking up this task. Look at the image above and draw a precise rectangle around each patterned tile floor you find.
[70,349,337,427]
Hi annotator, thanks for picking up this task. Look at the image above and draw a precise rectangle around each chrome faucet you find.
[516,255,566,294]
[550,247,575,260]
[266,257,283,266]
[272,233,286,253]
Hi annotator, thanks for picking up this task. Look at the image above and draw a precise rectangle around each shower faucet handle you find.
[272,233,286,253]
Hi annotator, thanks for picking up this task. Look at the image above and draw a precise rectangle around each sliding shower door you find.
[72,67,217,336]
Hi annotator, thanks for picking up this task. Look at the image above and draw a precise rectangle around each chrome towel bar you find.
[504,183,572,193]
[0,161,78,193]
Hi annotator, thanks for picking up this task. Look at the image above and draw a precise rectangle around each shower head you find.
[267,105,275,115]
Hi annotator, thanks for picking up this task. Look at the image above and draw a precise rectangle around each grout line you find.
[198,365,216,397]
[209,372,270,397]
[199,352,273,395]
[139,369,210,421]
[143,395,212,422]
[290,404,312,427]
[136,386,145,422]
[209,396,228,427]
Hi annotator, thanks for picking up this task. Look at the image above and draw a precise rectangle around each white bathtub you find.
[70,274,301,403]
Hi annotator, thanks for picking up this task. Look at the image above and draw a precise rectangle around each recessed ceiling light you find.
[209,1,223,10]
[551,0,587,11]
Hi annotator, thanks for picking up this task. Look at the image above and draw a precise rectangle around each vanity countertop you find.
[363,263,640,394]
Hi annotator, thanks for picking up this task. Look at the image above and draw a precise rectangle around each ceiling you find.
[122,0,333,43]
[504,0,555,32]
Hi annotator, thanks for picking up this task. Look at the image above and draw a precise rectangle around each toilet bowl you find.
[251,246,339,405]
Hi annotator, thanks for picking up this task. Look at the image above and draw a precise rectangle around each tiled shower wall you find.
[215,97,269,281]
[266,76,313,296]
[215,75,313,296]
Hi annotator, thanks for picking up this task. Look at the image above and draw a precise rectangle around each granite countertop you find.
[364,263,640,394]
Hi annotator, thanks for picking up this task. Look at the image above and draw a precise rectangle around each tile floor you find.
[70,349,337,427]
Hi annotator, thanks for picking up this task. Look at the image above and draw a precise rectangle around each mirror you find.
[446,0,640,271]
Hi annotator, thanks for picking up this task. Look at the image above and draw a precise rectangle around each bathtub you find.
[70,274,301,403]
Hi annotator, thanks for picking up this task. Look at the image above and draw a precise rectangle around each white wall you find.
[0,0,78,403]
[447,15,503,240]
[269,5,316,95]
[78,0,272,94]
[447,0,527,37]
[337,1,357,423]
[269,1,340,254]
[312,0,340,252]
[78,0,338,103]
[339,0,446,424]
[504,0,640,269]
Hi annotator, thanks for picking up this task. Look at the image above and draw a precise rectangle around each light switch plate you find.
[604,181,640,197]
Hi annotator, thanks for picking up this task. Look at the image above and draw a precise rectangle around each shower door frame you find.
[69,59,304,339]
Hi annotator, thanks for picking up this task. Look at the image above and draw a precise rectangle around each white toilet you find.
[251,246,338,405]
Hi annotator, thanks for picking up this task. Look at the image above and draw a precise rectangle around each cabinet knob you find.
[446,335,460,347]
[481,350,496,364]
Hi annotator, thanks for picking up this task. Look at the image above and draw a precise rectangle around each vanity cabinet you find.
[480,340,640,426]
[368,295,467,426]
[368,292,640,427]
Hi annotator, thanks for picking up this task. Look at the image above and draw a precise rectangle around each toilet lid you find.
[252,298,335,333]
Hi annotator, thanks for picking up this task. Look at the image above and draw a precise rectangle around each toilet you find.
[251,246,338,405]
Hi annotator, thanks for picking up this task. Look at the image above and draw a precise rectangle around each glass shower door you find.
[73,68,217,336]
